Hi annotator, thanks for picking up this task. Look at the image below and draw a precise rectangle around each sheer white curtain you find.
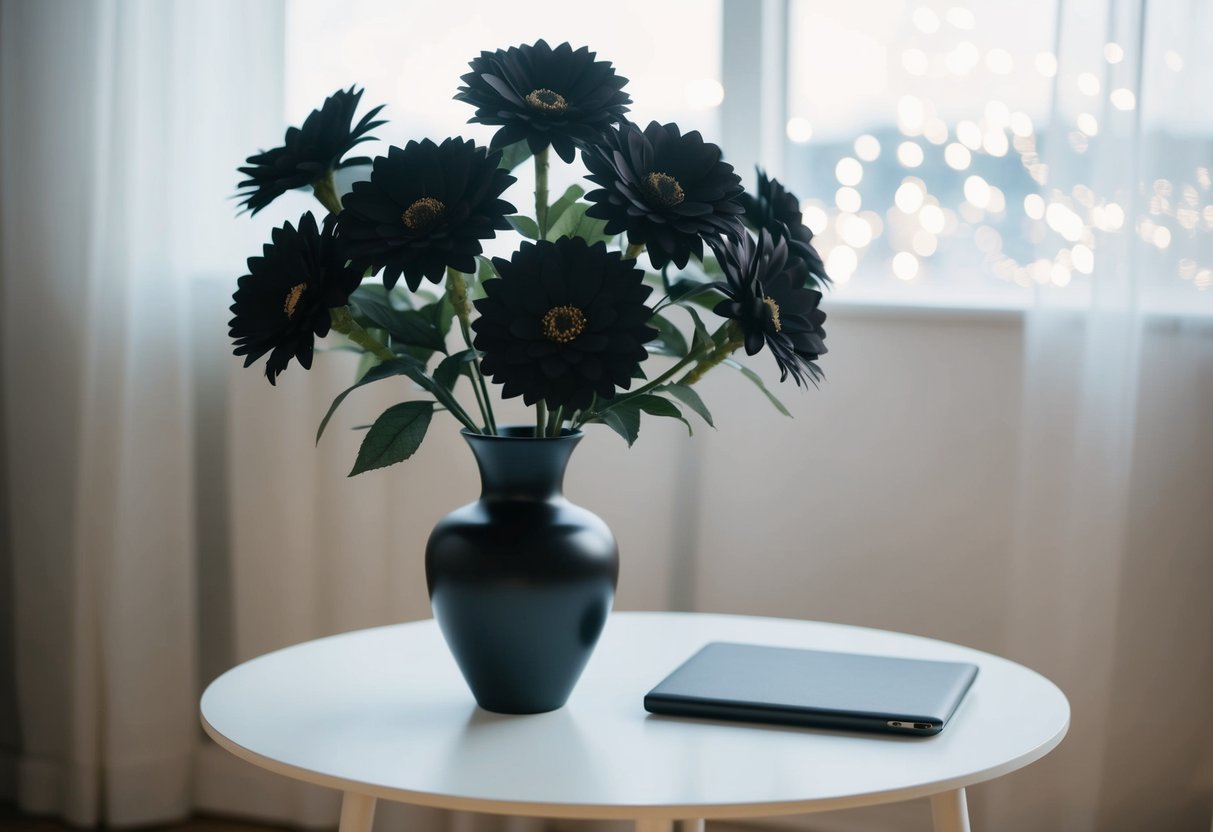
[991,0,1213,829]
[0,0,284,824]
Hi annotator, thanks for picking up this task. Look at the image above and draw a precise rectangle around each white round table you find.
[200,612,1068,832]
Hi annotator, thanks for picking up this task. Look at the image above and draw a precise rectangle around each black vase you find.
[425,426,619,714]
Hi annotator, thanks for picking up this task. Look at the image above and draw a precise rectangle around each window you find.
[285,0,1213,309]
[782,0,1213,308]
[286,0,721,260]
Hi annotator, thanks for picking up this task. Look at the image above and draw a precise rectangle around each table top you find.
[200,611,1068,820]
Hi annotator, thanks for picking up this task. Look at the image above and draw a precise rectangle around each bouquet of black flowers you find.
[230,41,829,475]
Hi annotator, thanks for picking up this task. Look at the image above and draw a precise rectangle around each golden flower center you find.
[762,296,782,332]
[526,88,568,112]
[644,172,685,206]
[541,305,587,343]
[402,197,446,230]
[284,283,307,319]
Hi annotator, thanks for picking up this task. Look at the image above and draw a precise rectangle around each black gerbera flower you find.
[455,40,631,164]
[711,229,827,387]
[582,122,745,270]
[229,212,363,384]
[472,237,657,411]
[740,168,830,287]
[237,87,385,216]
[338,138,516,291]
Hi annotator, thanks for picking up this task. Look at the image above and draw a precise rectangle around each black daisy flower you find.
[237,87,385,216]
[472,237,657,411]
[711,229,827,387]
[582,121,745,270]
[740,168,830,287]
[229,212,363,384]
[454,40,631,164]
[338,138,516,291]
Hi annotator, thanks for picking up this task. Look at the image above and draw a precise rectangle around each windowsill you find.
[826,285,1213,325]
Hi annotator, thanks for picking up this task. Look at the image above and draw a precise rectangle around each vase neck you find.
[463,428,583,501]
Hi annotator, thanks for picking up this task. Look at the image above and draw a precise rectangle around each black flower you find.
[455,40,631,164]
[472,237,657,410]
[229,212,363,384]
[740,168,830,287]
[338,138,516,291]
[711,230,827,387]
[583,122,745,270]
[237,87,385,216]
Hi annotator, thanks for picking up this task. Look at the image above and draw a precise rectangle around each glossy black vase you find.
[425,427,619,714]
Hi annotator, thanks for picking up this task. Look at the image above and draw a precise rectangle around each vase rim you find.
[461,426,583,441]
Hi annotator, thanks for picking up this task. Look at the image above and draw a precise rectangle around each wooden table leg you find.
[930,788,971,832]
[339,791,377,832]
[635,819,674,832]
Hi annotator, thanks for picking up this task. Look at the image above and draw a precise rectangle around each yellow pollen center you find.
[762,296,782,332]
[541,305,587,343]
[644,172,685,206]
[402,197,446,230]
[526,88,568,112]
[284,283,307,319]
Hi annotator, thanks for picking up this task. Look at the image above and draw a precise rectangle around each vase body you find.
[425,427,619,713]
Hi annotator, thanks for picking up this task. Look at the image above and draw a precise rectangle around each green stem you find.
[625,242,645,260]
[546,405,565,437]
[534,146,550,238]
[329,306,394,362]
[330,306,482,433]
[446,268,497,434]
[312,170,342,216]
[679,334,744,386]
[535,400,548,438]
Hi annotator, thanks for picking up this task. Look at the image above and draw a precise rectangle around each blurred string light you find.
[912,6,940,33]
[897,141,924,167]
[854,134,881,161]
[835,157,864,186]
[1109,88,1136,110]
[786,117,813,143]
[797,5,1209,292]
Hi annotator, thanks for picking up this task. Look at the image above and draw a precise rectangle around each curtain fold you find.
[989,0,1213,829]
[0,0,285,824]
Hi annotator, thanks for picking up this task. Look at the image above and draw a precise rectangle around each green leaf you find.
[668,278,726,308]
[661,383,714,427]
[418,294,455,339]
[350,283,415,313]
[598,404,641,447]
[497,140,532,171]
[508,215,540,240]
[647,313,689,357]
[434,349,477,390]
[633,394,692,435]
[316,357,423,445]
[724,358,793,417]
[684,306,714,352]
[591,394,691,444]
[545,185,585,237]
[471,256,496,301]
[351,290,447,353]
[349,401,434,476]
[548,202,612,246]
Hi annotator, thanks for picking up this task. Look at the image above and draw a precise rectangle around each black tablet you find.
[643,641,978,736]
